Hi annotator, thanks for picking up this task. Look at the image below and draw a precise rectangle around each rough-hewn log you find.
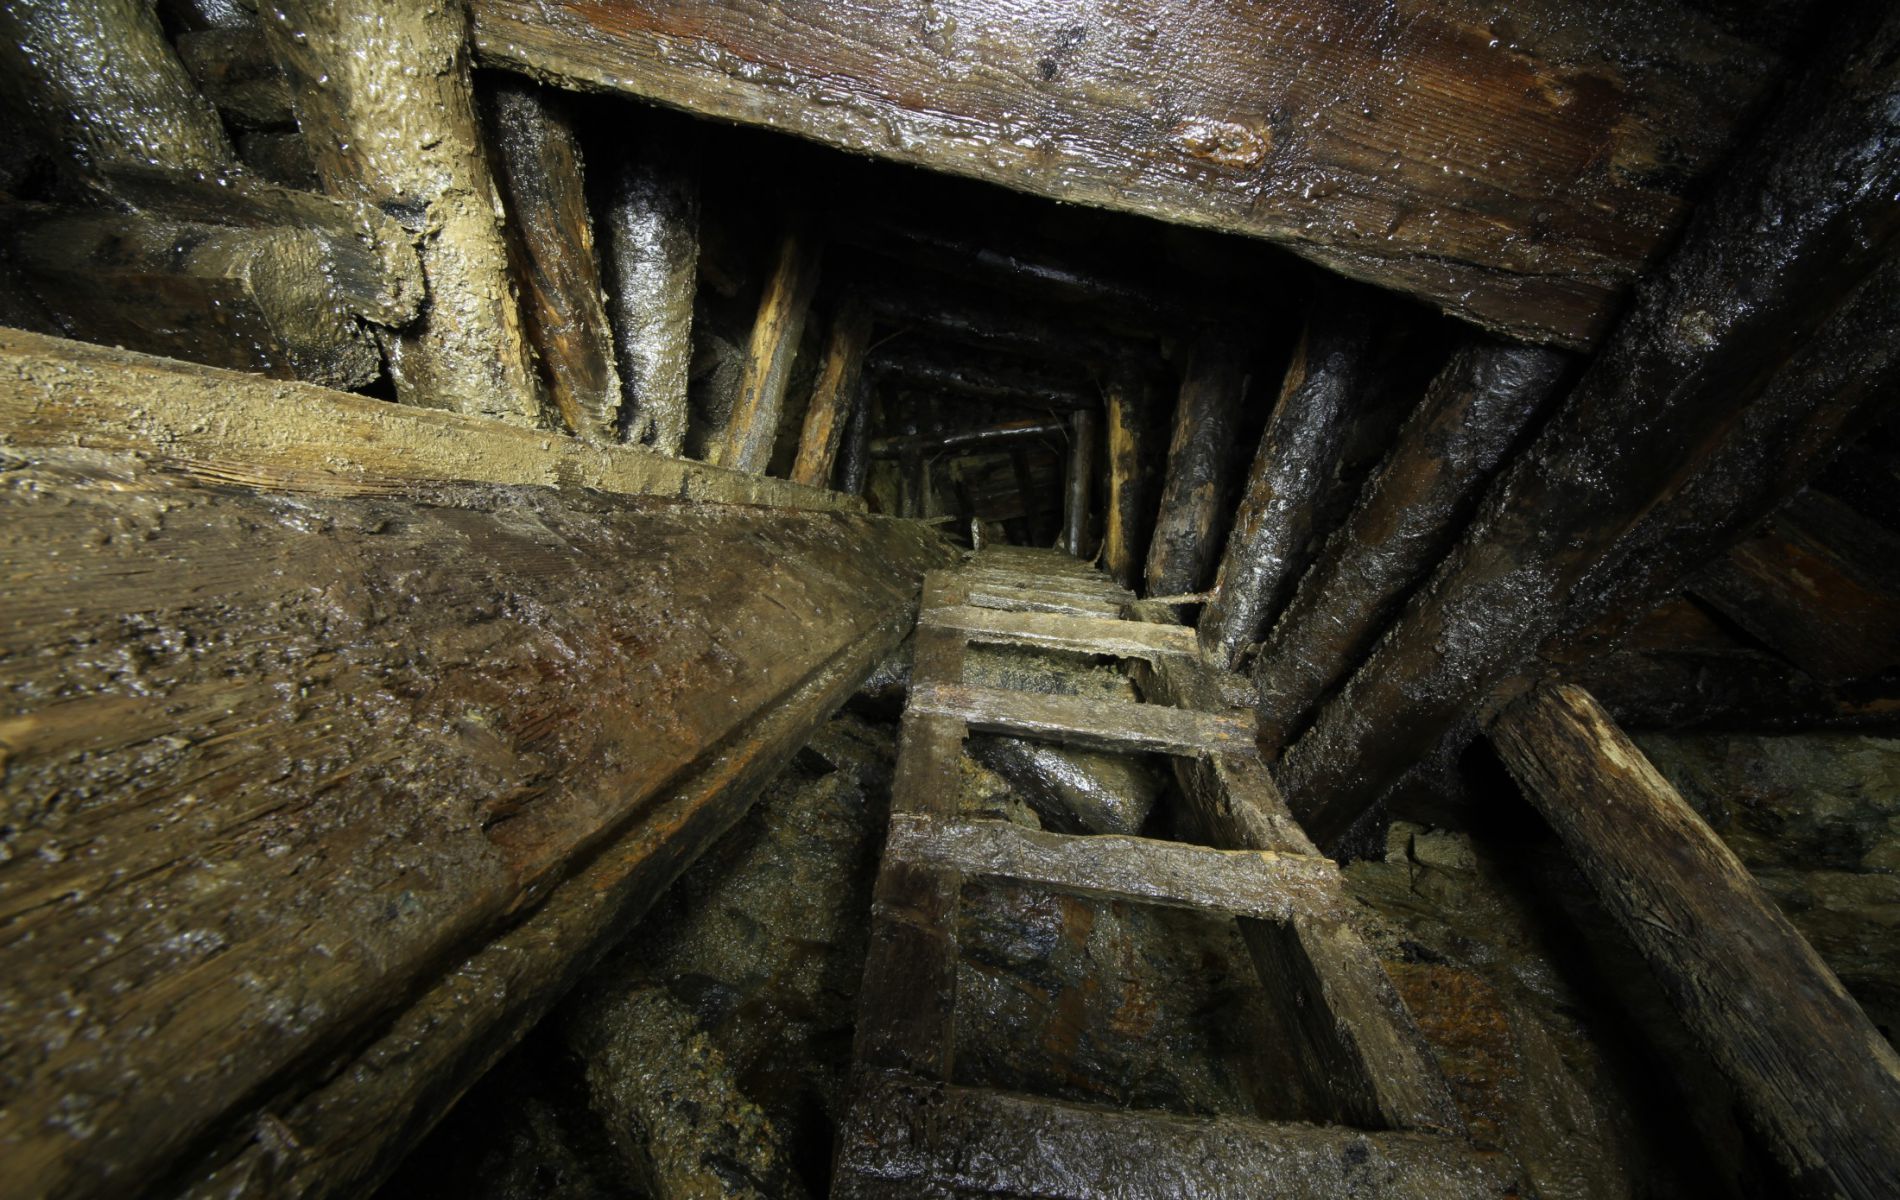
[483,78,622,442]
[174,26,294,130]
[966,737,1163,836]
[1278,11,1900,847]
[0,328,861,511]
[7,207,382,389]
[1492,683,1900,1200]
[1576,648,1900,733]
[602,130,700,455]
[1200,296,1374,668]
[839,385,874,496]
[263,0,543,423]
[468,0,1779,349]
[713,232,822,473]
[1254,341,1570,754]
[908,682,1253,757]
[0,445,947,1200]
[1102,366,1153,590]
[866,345,1099,412]
[1062,407,1097,558]
[872,418,1067,459]
[790,300,871,487]
[1143,335,1249,597]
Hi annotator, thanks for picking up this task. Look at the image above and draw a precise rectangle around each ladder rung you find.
[922,603,1200,662]
[908,681,1254,757]
[884,814,1341,921]
[959,586,1126,617]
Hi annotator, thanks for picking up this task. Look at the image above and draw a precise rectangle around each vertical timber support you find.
[714,230,822,473]
[1143,335,1249,597]
[791,300,872,488]
[483,77,623,442]
[264,0,543,424]
[1492,683,1900,1199]
[839,383,875,497]
[1103,365,1152,589]
[1063,406,1097,558]
[604,129,700,454]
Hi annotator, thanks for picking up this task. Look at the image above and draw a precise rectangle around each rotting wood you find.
[467,0,1780,348]
[263,0,543,424]
[966,736,1164,836]
[833,1075,1502,1199]
[0,445,949,1200]
[174,25,294,130]
[1144,334,1249,598]
[1254,340,1570,754]
[1201,291,1375,668]
[602,127,699,454]
[839,385,874,496]
[885,814,1343,922]
[713,231,822,473]
[484,78,623,442]
[1062,407,1097,558]
[0,328,863,511]
[165,597,925,1200]
[1278,9,1900,848]
[1491,683,1900,1200]
[922,604,1197,662]
[790,300,873,487]
[1103,365,1154,590]
[908,681,1254,757]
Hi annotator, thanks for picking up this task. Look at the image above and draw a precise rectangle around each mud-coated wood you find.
[1144,335,1249,597]
[0,446,948,1200]
[1062,407,1097,558]
[714,232,822,473]
[1201,293,1375,668]
[866,344,1100,412]
[263,0,543,424]
[468,0,1780,349]
[483,78,623,442]
[1103,366,1154,591]
[1278,10,1900,848]
[1254,341,1570,753]
[602,127,700,455]
[922,604,1197,662]
[791,301,872,487]
[1492,683,1900,1200]
[909,682,1254,757]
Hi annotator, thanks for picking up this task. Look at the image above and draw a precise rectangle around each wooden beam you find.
[866,345,1100,412]
[790,300,872,487]
[1253,340,1569,754]
[264,0,543,423]
[483,78,623,442]
[1200,290,1375,668]
[908,682,1254,757]
[1143,335,1249,597]
[1062,407,1097,558]
[839,383,874,496]
[174,25,294,131]
[922,604,1197,662]
[0,328,863,511]
[713,231,822,473]
[1492,683,1900,1200]
[885,815,1341,922]
[468,0,1779,349]
[1278,13,1900,848]
[873,418,1067,459]
[0,446,949,1200]
[602,125,700,455]
[1103,366,1153,591]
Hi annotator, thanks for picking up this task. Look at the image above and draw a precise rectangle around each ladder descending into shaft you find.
[832,547,1507,1198]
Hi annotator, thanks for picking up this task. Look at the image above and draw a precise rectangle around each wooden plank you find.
[885,815,1342,922]
[1145,334,1249,596]
[1062,407,1097,558]
[1492,683,1900,1200]
[833,1075,1503,1200]
[790,300,872,487]
[908,681,1253,757]
[1103,366,1154,591]
[1278,11,1900,848]
[713,231,822,473]
[959,586,1126,619]
[867,348,1099,413]
[602,119,700,455]
[467,0,1780,348]
[0,328,864,511]
[1254,340,1569,753]
[0,447,949,1200]
[922,603,1196,662]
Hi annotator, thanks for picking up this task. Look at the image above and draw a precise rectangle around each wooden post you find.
[1492,683,1900,1199]
[262,0,543,424]
[839,384,875,496]
[790,300,873,487]
[1103,366,1153,589]
[483,78,623,442]
[1253,340,1569,754]
[603,131,700,455]
[1143,335,1249,597]
[1278,10,1900,847]
[1200,295,1374,668]
[713,231,823,473]
[1062,407,1097,558]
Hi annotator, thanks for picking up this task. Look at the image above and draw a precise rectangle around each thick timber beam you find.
[603,128,700,455]
[484,79,623,442]
[469,0,1778,348]
[1062,407,1097,558]
[1200,293,1374,668]
[790,300,872,487]
[1278,11,1900,847]
[1254,341,1570,753]
[713,232,822,473]
[1102,366,1153,590]
[867,345,1100,413]
[1492,683,1900,1200]
[1143,335,1249,597]
[263,0,543,424]
[0,434,947,1199]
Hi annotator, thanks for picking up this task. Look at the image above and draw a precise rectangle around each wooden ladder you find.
[833,548,1505,1197]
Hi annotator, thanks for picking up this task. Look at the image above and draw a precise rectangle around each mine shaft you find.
[1,0,1897,1197]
